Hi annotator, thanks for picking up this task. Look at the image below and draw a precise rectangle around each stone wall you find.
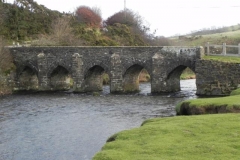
[196,59,240,96]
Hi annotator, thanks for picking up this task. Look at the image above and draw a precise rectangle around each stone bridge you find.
[10,46,204,93]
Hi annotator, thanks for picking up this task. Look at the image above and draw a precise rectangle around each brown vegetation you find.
[139,69,150,82]
[75,6,102,28]
[32,16,85,46]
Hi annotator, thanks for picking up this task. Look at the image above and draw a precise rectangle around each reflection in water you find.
[0,79,196,160]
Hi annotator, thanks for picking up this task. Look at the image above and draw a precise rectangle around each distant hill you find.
[170,27,240,47]
[187,24,240,36]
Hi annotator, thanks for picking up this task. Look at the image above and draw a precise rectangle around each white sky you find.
[5,0,240,37]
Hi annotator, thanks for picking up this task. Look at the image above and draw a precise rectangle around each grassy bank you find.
[176,88,240,115]
[93,114,240,160]
[230,88,240,96]
[203,55,240,63]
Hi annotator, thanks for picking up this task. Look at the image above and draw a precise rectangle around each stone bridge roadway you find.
[10,46,204,93]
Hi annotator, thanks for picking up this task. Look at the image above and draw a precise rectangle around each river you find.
[0,79,197,160]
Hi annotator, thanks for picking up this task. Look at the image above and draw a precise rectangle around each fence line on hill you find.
[205,42,240,56]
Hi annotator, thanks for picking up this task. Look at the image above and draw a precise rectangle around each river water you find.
[0,79,197,160]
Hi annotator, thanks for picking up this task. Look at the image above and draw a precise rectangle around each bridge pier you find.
[72,53,84,92]
[151,53,168,93]
[37,53,50,91]
[151,52,182,93]
[110,53,124,93]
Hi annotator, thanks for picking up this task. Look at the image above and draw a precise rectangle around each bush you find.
[104,9,166,46]
[75,6,102,28]
[104,9,142,29]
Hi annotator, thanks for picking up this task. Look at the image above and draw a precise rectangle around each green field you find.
[171,30,240,46]
[93,114,240,160]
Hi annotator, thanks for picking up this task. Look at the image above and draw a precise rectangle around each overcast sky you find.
[5,0,240,37]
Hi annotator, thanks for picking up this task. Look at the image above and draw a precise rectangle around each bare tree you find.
[51,16,73,42]
[91,6,102,18]
[33,16,84,46]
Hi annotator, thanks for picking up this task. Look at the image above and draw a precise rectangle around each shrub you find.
[75,6,102,28]
[104,9,142,29]
[104,9,165,46]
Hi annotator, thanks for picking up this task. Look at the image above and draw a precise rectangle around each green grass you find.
[203,55,240,63]
[93,114,240,160]
[230,88,240,96]
[176,95,240,115]
[180,67,195,80]
[176,88,240,115]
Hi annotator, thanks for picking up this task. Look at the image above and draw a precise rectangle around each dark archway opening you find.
[123,64,151,93]
[84,65,109,92]
[18,66,38,90]
[167,65,196,93]
[50,66,72,91]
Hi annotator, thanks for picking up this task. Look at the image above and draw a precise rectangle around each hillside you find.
[0,1,170,46]
[170,29,240,47]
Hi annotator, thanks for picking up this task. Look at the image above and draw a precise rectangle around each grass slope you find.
[230,88,240,96]
[93,114,240,160]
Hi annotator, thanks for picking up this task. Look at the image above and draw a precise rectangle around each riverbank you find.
[176,88,240,115]
[93,88,240,159]
[93,113,240,160]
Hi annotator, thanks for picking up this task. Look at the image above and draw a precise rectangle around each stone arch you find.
[84,65,106,92]
[166,59,195,76]
[47,63,71,78]
[84,62,110,77]
[122,62,152,78]
[123,64,150,92]
[166,64,196,92]
[18,66,38,90]
[17,61,38,78]
[49,65,73,91]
